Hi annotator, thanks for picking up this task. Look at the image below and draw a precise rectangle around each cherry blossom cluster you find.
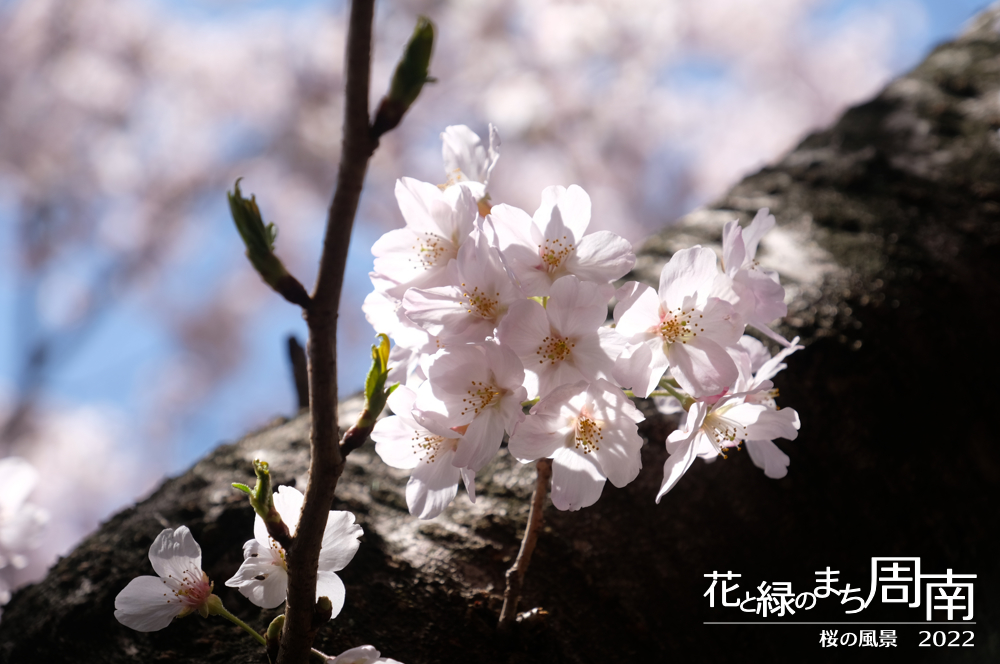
[367,125,802,516]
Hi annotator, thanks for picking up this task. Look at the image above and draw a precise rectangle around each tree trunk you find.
[2,8,999,663]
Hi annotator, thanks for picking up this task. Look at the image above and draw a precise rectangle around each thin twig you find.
[498,458,553,631]
[287,335,309,412]
[277,1,376,662]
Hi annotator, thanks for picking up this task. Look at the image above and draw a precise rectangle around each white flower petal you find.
[114,576,184,632]
[746,439,791,479]
[656,436,699,503]
[550,446,606,511]
[563,231,635,284]
[148,526,201,582]
[318,511,363,573]
[315,570,347,619]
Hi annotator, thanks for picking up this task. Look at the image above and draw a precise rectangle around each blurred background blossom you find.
[0,0,988,600]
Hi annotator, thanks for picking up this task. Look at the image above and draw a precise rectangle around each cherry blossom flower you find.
[225,486,361,617]
[328,645,404,664]
[441,124,500,196]
[731,335,803,479]
[497,275,623,399]
[114,526,219,632]
[489,185,635,296]
[720,209,789,345]
[613,246,743,398]
[415,342,527,472]
[370,385,476,520]
[371,178,479,300]
[402,222,522,343]
[508,379,644,511]
[656,389,800,502]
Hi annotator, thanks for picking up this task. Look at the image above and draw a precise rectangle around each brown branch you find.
[498,458,553,631]
[287,335,309,412]
[277,1,376,663]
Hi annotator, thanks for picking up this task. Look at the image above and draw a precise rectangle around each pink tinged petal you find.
[612,284,661,339]
[745,406,800,442]
[613,340,669,398]
[401,286,480,339]
[742,208,775,260]
[658,246,720,308]
[721,220,746,276]
[564,232,636,284]
[546,276,611,337]
[535,185,591,241]
[451,408,504,471]
[395,177,448,234]
[507,412,567,462]
[745,439,790,479]
[406,448,462,519]
[667,337,738,398]
[371,417,424,470]
[752,322,793,348]
[386,384,418,416]
[497,299,551,357]
[114,576,184,632]
[318,511,362,572]
[480,340,526,395]
[460,467,477,503]
[754,337,802,382]
[697,297,744,347]
[315,570,347,619]
[585,380,644,488]
[656,437,699,503]
[442,125,488,183]
[738,335,772,374]
[148,526,202,581]
[549,446,606,511]
[331,645,383,664]
[488,203,535,251]
[537,361,588,399]
[736,268,787,325]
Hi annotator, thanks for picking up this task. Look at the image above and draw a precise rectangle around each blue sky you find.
[0,0,992,473]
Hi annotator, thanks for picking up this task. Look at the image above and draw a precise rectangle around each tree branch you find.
[277,1,376,662]
[498,458,552,631]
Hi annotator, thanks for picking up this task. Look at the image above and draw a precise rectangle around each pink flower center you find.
[573,416,603,454]
[658,307,704,344]
[411,233,450,268]
[536,334,574,365]
[539,236,574,272]
[165,569,212,609]
[461,283,500,320]
[459,381,501,417]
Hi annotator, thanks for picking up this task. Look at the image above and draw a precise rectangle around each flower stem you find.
[214,604,266,646]
[498,457,552,632]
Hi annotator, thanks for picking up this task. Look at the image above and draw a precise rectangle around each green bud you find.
[361,334,393,424]
[372,17,435,138]
[228,179,310,308]
[266,614,284,664]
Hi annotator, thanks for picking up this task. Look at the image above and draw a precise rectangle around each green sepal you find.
[232,483,252,495]
[359,334,394,427]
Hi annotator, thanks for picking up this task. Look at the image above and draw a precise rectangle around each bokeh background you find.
[0,0,990,603]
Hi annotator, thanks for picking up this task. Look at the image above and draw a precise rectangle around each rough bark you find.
[3,8,1000,663]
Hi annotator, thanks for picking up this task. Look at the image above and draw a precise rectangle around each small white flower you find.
[441,124,500,196]
[497,275,623,399]
[328,644,404,664]
[509,379,644,511]
[225,486,362,617]
[613,247,743,398]
[371,385,476,520]
[114,526,217,632]
[489,185,635,297]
